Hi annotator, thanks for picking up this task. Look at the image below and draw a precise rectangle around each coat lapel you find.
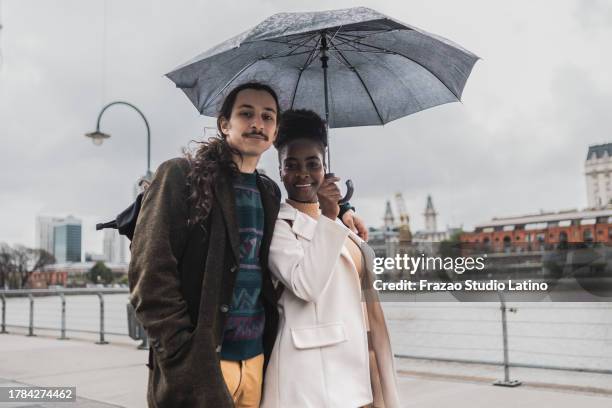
[257,174,281,304]
[213,170,241,266]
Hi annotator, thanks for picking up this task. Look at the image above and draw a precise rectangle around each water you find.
[3,294,131,336]
[384,302,612,371]
[2,295,611,371]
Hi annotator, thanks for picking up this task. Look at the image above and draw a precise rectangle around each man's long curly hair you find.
[184,82,280,227]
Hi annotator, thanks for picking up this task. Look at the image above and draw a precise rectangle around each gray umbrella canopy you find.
[166,6,478,129]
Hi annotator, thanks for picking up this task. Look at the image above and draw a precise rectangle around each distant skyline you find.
[35,215,82,263]
[1,0,612,255]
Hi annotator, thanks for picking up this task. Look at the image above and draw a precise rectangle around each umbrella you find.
[166,6,478,198]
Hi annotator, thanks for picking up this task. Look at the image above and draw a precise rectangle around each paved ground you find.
[0,330,610,407]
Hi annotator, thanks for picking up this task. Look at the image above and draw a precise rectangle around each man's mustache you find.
[243,131,268,140]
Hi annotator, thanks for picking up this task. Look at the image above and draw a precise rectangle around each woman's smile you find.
[279,139,326,203]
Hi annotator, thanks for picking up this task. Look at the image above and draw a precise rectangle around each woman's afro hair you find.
[274,109,328,151]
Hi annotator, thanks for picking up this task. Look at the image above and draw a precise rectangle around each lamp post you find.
[85,101,152,180]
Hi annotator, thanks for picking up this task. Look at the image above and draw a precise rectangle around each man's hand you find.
[341,210,369,241]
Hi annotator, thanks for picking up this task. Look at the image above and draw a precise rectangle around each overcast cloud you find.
[1,0,611,256]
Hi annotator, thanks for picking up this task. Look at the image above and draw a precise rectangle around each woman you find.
[261,110,400,408]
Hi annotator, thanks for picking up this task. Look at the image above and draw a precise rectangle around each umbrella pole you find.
[320,32,331,172]
[320,32,353,204]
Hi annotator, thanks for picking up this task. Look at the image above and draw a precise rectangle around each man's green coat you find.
[129,157,280,407]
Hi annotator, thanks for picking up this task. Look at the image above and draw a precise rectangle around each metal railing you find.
[0,288,147,349]
[390,300,612,384]
[2,289,611,386]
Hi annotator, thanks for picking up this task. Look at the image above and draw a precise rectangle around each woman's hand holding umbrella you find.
[318,175,342,220]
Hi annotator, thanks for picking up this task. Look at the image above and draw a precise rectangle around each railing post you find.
[1,294,7,334]
[58,293,68,340]
[27,294,35,337]
[493,291,521,387]
[96,292,108,345]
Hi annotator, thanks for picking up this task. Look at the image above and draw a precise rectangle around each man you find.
[129,82,365,407]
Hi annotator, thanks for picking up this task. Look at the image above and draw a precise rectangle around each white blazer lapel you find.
[278,202,318,241]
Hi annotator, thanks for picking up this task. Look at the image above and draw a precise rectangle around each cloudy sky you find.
[1,0,611,256]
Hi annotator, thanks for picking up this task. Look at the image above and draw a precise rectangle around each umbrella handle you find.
[325,173,354,205]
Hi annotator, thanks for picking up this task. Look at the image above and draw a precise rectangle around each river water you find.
[2,295,611,371]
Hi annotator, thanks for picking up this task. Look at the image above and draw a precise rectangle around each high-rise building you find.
[103,229,129,264]
[35,216,62,254]
[585,143,612,209]
[52,216,82,263]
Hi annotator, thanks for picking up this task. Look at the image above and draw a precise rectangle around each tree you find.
[0,243,13,289]
[16,246,56,288]
[89,261,114,284]
[0,244,55,289]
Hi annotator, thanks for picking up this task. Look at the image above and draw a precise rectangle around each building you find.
[103,229,129,264]
[585,143,612,209]
[85,252,107,262]
[27,269,68,289]
[29,262,129,288]
[370,195,456,258]
[35,216,62,254]
[36,215,82,262]
[461,143,612,252]
[424,195,437,232]
[369,200,400,258]
[413,196,453,244]
[460,208,612,253]
[53,216,82,263]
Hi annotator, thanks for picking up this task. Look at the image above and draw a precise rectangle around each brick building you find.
[460,208,612,252]
[27,262,129,288]
[27,269,69,289]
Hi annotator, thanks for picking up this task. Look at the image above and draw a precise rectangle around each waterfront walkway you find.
[0,331,610,407]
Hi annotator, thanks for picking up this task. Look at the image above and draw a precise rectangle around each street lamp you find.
[85,101,152,179]
[85,130,110,146]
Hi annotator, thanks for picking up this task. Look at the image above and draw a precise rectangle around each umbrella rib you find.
[325,34,404,55]
[332,29,397,41]
[283,33,319,57]
[200,59,261,112]
[259,37,320,61]
[328,25,344,44]
[262,32,319,57]
[330,35,392,54]
[245,32,313,46]
[290,36,322,109]
[329,38,384,125]
[330,48,392,55]
[202,34,319,111]
[263,49,318,60]
[322,35,361,50]
[335,34,460,100]
[298,36,322,70]
[290,69,304,110]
